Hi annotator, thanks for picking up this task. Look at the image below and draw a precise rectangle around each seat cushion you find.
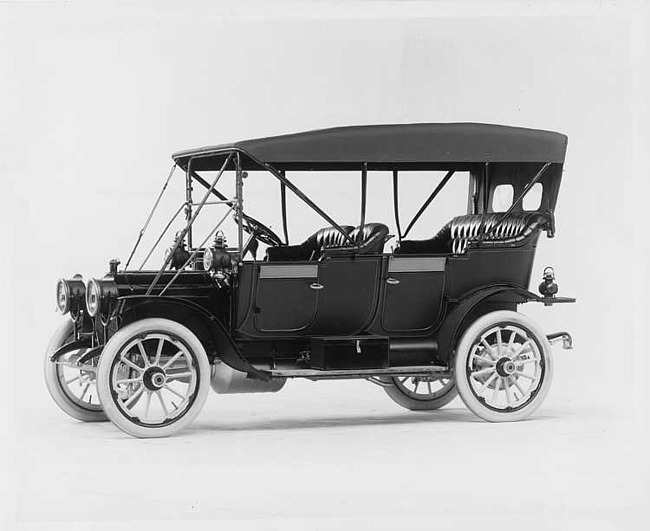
[397,222,452,254]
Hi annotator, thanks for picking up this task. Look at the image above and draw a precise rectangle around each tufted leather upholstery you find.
[320,222,390,257]
[266,222,389,261]
[347,223,390,254]
[266,226,354,261]
[397,212,549,255]
[304,226,355,257]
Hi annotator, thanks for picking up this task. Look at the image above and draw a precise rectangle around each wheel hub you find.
[143,367,166,391]
[496,357,516,377]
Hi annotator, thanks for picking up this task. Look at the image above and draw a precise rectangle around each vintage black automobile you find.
[45,123,575,438]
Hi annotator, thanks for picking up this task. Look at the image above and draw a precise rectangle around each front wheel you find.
[44,321,107,422]
[454,310,553,422]
[96,318,210,438]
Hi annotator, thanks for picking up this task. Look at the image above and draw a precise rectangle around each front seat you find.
[348,223,390,254]
[265,226,354,261]
[266,223,389,261]
[320,222,390,257]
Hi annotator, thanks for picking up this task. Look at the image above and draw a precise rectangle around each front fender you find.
[117,296,270,381]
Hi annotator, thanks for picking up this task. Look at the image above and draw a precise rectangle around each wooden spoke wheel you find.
[454,310,553,422]
[44,321,107,422]
[96,318,210,438]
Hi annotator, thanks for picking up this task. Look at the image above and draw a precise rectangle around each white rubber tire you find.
[96,318,210,438]
[44,320,107,422]
[382,377,458,411]
[454,310,553,422]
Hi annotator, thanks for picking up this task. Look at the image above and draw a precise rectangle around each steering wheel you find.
[240,214,284,247]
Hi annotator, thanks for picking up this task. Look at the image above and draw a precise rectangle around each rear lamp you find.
[56,275,86,315]
[538,266,558,298]
[85,277,118,318]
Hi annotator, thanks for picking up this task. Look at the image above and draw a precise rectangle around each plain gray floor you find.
[4,378,647,531]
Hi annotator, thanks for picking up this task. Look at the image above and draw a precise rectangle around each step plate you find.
[269,365,449,379]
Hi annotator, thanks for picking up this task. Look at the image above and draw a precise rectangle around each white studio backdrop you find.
[1,0,648,528]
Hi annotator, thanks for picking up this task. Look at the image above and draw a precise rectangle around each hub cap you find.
[143,367,167,391]
[496,358,516,377]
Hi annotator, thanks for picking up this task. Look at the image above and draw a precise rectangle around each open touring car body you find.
[47,123,575,437]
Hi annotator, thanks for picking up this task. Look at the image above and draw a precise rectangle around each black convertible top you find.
[172,123,567,171]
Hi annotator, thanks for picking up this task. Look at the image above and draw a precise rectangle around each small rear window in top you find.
[523,183,543,211]
[492,184,514,213]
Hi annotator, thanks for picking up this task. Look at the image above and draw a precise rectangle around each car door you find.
[235,262,321,335]
[308,255,383,335]
[381,256,446,332]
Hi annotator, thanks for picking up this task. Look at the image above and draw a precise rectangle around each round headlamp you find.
[86,278,101,317]
[85,277,118,318]
[202,248,214,271]
[56,275,86,316]
[56,278,70,314]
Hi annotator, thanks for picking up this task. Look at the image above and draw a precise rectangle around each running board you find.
[269,365,449,380]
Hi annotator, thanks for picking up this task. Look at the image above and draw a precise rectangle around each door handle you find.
[386,277,400,285]
[310,282,324,290]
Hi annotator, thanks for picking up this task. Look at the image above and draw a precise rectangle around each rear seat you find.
[396,212,550,255]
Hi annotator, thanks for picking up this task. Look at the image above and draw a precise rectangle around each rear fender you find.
[117,296,270,381]
[436,285,541,363]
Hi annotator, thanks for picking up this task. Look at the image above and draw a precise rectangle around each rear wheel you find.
[44,321,107,422]
[454,310,553,422]
[383,375,457,411]
[96,318,210,438]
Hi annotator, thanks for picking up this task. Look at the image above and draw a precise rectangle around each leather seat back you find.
[314,222,389,257]
[304,226,355,258]
[348,223,390,254]
[266,226,354,261]
[266,223,389,261]
[450,212,548,253]
[396,212,548,255]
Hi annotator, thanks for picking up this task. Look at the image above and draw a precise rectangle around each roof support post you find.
[358,163,368,247]
[392,170,403,241]
[478,162,489,240]
[235,152,244,262]
[185,159,194,249]
[279,173,289,245]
